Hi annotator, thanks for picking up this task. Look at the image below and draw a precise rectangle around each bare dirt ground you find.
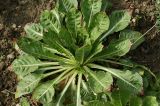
[0,0,159,105]
[0,0,55,105]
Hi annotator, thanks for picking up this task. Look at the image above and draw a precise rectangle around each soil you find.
[0,0,159,106]
[0,0,55,105]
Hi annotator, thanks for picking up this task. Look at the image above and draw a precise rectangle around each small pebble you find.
[132,18,136,23]
[16,104,20,106]
[7,52,15,59]
[12,24,16,28]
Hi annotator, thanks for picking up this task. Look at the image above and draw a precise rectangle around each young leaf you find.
[43,30,75,59]
[89,12,110,42]
[85,67,113,93]
[57,0,78,13]
[32,80,55,104]
[84,43,103,64]
[12,55,40,78]
[119,30,145,50]
[100,10,131,41]
[24,23,43,41]
[77,27,90,46]
[143,96,159,106]
[40,10,61,33]
[93,39,131,60]
[81,0,102,28]
[66,10,82,38]
[75,44,92,64]
[20,97,30,106]
[15,73,42,98]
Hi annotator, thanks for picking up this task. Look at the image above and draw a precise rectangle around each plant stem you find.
[55,70,75,84]
[39,66,63,71]
[14,62,59,68]
[43,68,66,78]
[77,73,82,106]
[56,72,77,106]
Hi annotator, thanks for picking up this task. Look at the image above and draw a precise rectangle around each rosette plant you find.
[12,0,146,105]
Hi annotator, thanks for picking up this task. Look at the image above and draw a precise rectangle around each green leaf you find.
[81,0,102,28]
[118,89,132,106]
[100,10,131,41]
[88,64,140,92]
[66,10,82,38]
[143,96,158,106]
[84,43,103,64]
[75,44,92,64]
[111,91,122,106]
[20,97,30,106]
[58,28,77,50]
[104,39,131,57]
[32,80,55,104]
[85,67,113,93]
[119,30,145,50]
[33,70,71,104]
[130,96,142,106]
[86,100,113,106]
[117,70,143,94]
[24,23,43,41]
[101,0,112,11]
[15,73,42,98]
[94,39,131,60]
[12,55,40,78]
[76,27,90,46]
[81,82,96,102]
[157,0,160,4]
[18,37,61,60]
[111,81,134,106]
[40,10,61,33]
[57,0,78,13]
[89,12,110,42]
